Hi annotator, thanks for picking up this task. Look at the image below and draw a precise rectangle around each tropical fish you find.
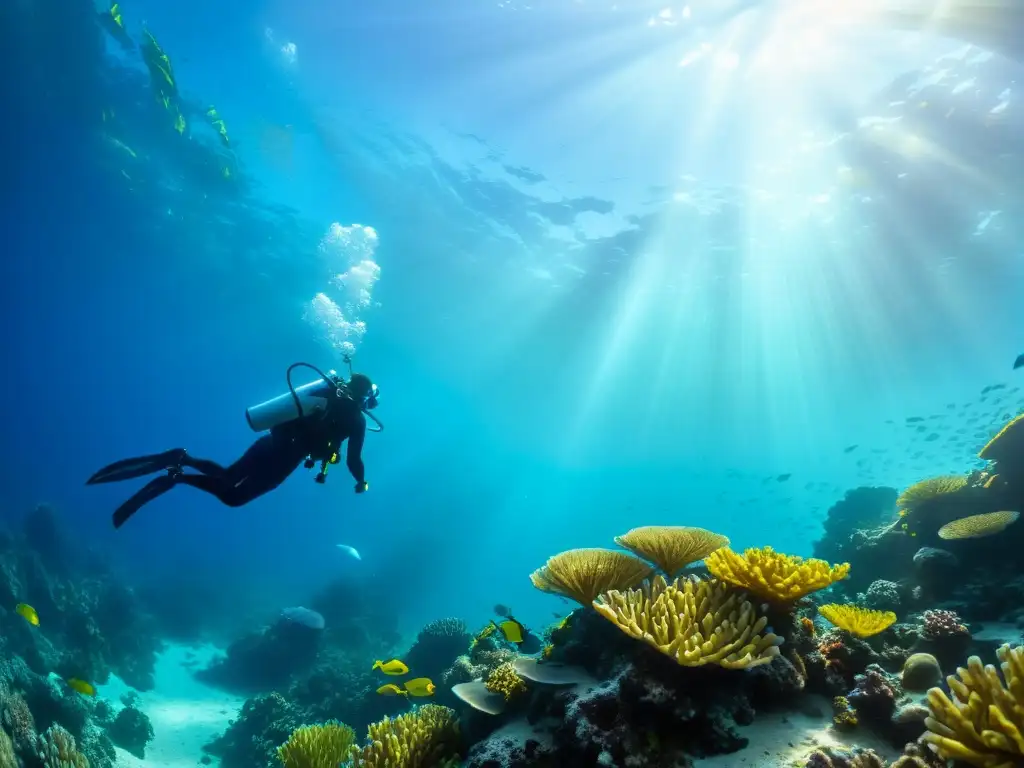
[372,659,409,676]
[404,678,436,697]
[494,616,543,655]
[66,678,96,696]
[15,604,39,626]
[376,683,407,697]
[337,544,361,560]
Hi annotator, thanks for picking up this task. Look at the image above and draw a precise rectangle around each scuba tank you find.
[245,361,383,485]
[245,364,343,432]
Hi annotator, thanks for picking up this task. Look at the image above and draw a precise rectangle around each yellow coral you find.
[348,704,460,768]
[614,526,730,577]
[530,548,653,606]
[704,546,850,603]
[937,510,1020,540]
[897,475,968,513]
[0,728,14,768]
[832,696,858,729]
[979,414,1024,465]
[276,721,356,768]
[593,575,782,669]
[36,725,89,768]
[922,643,1024,767]
[818,604,896,638]
[485,662,528,700]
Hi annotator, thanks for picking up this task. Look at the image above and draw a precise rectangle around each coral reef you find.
[705,546,850,602]
[529,549,653,605]
[818,605,897,638]
[612,526,729,577]
[593,575,783,668]
[104,701,153,759]
[276,721,355,768]
[922,643,1024,767]
[347,704,461,767]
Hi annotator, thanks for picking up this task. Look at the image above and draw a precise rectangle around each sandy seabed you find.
[96,643,242,768]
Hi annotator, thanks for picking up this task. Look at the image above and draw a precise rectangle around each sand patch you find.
[694,695,900,768]
[95,643,243,767]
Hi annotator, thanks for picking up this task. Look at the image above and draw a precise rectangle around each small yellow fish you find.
[376,683,407,697]
[372,659,409,676]
[15,604,39,626]
[404,678,435,697]
[67,678,95,696]
[498,619,524,644]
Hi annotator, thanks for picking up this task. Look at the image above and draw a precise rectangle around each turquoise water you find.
[3,0,1023,763]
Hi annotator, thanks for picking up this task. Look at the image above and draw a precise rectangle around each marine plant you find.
[592,575,782,669]
[613,525,729,577]
[704,546,850,603]
[922,643,1024,767]
[817,604,897,638]
[347,704,460,767]
[530,549,653,606]
[276,721,356,768]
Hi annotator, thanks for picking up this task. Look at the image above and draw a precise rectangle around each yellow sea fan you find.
[896,475,967,513]
[818,604,896,638]
[614,526,730,577]
[484,662,527,700]
[979,413,1024,465]
[937,510,1020,540]
[593,575,783,669]
[922,643,1024,767]
[348,704,460,768]
[704,546,849,603]
[530,548,653,606]
[276,721,356,768]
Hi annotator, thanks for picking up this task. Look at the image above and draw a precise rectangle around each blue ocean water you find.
[3,0,1024,758]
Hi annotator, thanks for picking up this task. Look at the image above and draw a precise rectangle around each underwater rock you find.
[404,617,473,687]
[196,615,323,694]
[847,664,900,726]
[464,721,556,768]
[912,547,959,598]
[202,692,300,768]
[280,606,325,630]
[814,487,905,593]
[862,580,903,613]
[104,702,154,759]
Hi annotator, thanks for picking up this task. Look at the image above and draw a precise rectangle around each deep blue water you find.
[3,0,1023,641]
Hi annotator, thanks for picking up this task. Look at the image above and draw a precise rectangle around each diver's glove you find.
[355,481,369,494]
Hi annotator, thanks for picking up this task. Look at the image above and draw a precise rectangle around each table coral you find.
[530,549,652,606]
[613,526,729,578]
[705,546,850,603]
[818,604,896,638]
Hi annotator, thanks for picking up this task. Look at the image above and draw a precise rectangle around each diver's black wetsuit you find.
[88,396,367,528]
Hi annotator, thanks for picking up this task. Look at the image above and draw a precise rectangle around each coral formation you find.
[276,721,356,768]
[937,510,1019,540]
[896,476,968,513]
[922,643,1024,767]
[593,575,783,669]
[347,704,461,767]
[35,724,89,768]
[901,652,941,692]
[612,526,729,577]
[705,546,850,602]
[529,549,653,606]
[104,703,153,759]
[818,604,897,638]
[484,663,527,701]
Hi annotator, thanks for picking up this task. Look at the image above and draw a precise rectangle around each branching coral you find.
[484,662,527,700]
[348,704,460,767]
[896,476,967,513]
[613,526,729,577]
[36,724,89,768]
[937,510,1019,540]
[704,546,850,603]
[818,604,896,638]
[979,414,1024,465]
[922,643,1024,767]
[276,721,356,768]
[530,549,653,606]
[593,575,782,669]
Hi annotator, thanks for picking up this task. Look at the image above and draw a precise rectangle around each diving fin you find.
[87,448,187,484]
[112,474,178,529]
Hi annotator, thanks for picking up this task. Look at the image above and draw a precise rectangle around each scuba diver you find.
[87,362,383,529]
